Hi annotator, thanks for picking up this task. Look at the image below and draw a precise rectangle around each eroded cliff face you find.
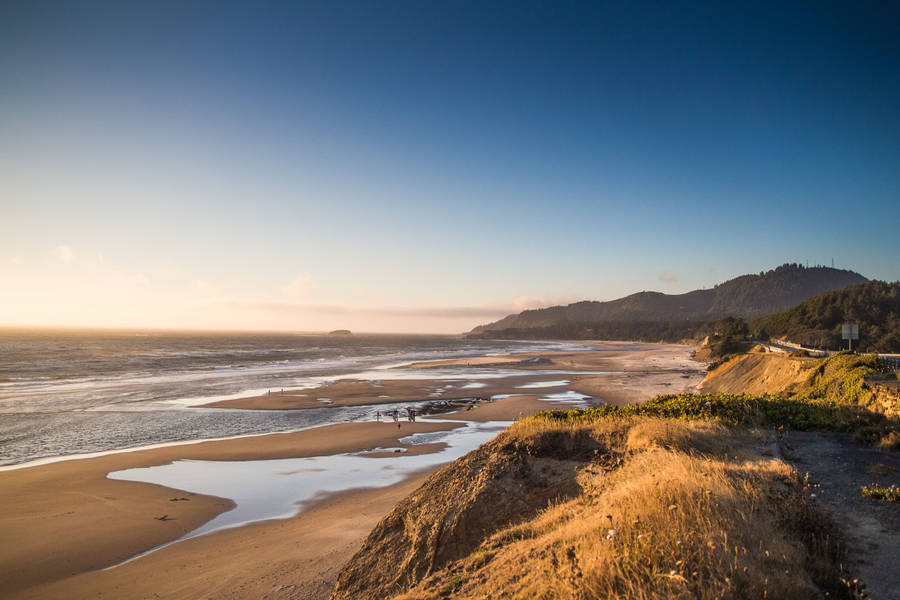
[330,417,852,600]
[329,429,606,600]
[866,381,900,418]
[700,352,900,419]
[698,352,817,395]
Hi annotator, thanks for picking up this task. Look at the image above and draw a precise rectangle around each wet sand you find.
[1,342,703,599]
[0,420,458,598]
[204,375,574,410]
[11,474,433,600]
[406,342,705,406]
[208,342,703,411]
[0,395,561,600]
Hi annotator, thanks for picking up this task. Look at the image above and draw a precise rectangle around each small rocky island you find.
[328,329,352,336]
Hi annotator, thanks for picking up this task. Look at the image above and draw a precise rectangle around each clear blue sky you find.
[2,1,898,332]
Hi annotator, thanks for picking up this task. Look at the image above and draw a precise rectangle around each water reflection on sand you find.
[106,420,509,564]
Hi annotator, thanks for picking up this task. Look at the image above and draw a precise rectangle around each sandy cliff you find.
[330,416,856,600]
[698,352,818,395]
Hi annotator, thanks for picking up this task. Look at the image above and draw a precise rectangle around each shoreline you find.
[0,395,562,599]
[0,419,461,597]
[12,470,439,600]
[207,342,703,411]
[0,342,704,599]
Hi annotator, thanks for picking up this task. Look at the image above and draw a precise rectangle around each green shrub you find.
[535,392,897,435]
[795,352,893,406]
[860,484,899,502]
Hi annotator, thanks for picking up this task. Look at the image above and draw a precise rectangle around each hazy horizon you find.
[0,262,885,335]
[3,2,899,333]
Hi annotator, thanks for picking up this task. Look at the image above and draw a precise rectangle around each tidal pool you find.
[106,420,509,564]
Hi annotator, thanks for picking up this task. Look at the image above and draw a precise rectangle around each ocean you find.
[0,329,584,466]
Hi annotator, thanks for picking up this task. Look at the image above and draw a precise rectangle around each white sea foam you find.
[516,379,570,389]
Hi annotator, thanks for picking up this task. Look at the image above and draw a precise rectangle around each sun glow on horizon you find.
[1,245,581,333]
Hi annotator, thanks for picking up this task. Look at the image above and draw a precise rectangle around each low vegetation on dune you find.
[333,416,862,600]
[541,390,897,448]
[330,352,898,600]
[700,351,900,438]
[860,483,899,502]
[792,353,897,412]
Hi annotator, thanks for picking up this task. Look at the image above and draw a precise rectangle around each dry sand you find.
[1,342,703,599]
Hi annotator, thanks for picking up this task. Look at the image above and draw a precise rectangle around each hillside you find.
[698,351,820,396]
[700,351,900,418]
[327,352,900,599]
[331,391,899,599]
[751,280,900,352]
[471,264,866,338]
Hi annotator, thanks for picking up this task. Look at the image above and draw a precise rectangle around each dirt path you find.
[779,432,900,600]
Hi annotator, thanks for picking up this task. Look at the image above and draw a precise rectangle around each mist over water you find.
[0,330,586,466]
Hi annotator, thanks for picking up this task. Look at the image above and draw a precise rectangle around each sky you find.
[1,1,899,333]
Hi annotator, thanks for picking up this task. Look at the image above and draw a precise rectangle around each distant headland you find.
[328,329,352,336]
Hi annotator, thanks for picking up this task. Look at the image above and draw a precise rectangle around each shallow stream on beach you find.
[106,420,510,564]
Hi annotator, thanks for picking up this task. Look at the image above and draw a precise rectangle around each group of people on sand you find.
[376,407,416,427]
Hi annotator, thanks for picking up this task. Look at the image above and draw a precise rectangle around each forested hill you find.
[751,280,900,352]
[470,264,867,336]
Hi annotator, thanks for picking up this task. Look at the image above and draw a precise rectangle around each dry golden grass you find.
[395,417,848,600]
[876,429,900,449]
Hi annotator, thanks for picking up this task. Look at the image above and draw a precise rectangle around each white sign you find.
[841,323,859,340]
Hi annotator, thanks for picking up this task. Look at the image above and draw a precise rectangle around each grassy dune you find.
[389,416,854,599]
[700,351,900,445]
[331,355,898,599]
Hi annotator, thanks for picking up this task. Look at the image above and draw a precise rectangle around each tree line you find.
[470,281,900,353]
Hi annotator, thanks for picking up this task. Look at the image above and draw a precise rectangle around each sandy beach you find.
[0,420,459,598]
[407,342,704,406]
[10,472,434,600]
[0,342,703,599]
[0,394,567,599]
[209,342,703,411]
